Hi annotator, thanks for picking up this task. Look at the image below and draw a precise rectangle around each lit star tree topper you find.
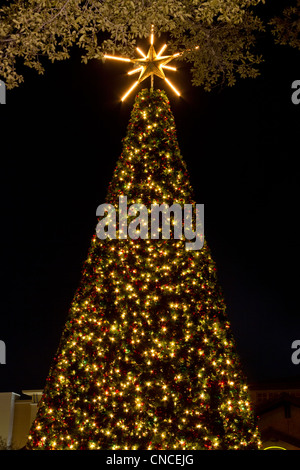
[104,25,181,101]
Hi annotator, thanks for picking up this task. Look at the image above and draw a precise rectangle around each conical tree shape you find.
[27,89,260,450]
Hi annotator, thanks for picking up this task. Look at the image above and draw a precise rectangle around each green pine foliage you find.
[26,89,260,450]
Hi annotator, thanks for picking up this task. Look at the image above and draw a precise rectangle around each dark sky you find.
[1,5,300,394]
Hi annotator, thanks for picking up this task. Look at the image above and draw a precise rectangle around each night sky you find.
[1,4,300,395]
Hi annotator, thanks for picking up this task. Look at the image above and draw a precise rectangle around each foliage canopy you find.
[0,0,299,90]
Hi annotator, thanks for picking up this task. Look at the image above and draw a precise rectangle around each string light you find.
[26,89,261,451]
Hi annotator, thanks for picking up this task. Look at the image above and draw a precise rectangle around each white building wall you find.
[0,392,20,448]
[0,391,42,449]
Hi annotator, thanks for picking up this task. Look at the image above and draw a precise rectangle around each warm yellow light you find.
[104,55,131,62]
[264,446,287,451]
[157,44,167,57]
[104,26,182,99]
[165,77,180,96]
[150,24,154,45]
[136,47,146,58]
[162,65,177,71]
[121,81,139,101]
[128,67,143,75]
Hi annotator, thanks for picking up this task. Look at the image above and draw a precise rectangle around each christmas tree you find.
[27,88,260,451]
